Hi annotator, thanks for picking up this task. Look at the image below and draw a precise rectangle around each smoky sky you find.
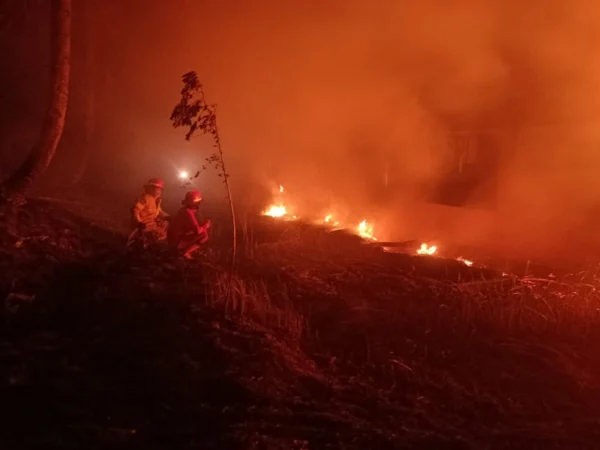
[4,0,600,256]
[173,0,600,251]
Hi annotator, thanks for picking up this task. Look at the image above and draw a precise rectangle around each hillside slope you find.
[1,200,600,449]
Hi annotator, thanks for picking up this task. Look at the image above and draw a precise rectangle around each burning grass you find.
[240,219,600,337]
[260,184,482,270]
[261,184,379,242]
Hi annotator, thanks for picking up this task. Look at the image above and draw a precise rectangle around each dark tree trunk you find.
[1,0,71,205]
[71,0,94,185]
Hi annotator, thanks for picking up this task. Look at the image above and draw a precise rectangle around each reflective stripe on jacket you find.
[132,194,168,225]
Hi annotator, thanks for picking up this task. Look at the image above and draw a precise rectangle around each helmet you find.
[183,190,202,205]
[145,178,165,189]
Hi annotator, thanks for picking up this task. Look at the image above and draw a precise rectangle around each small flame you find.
[263,205,287,218]
[357,220,377,241]
[457,256,473,266]
[178,170,189,180]
[262,188,372,235]
[417,243,437,255]
[322,214,340,227]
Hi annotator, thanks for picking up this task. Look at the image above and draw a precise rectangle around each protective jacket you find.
[168,206,208,248]
[132,194,168,227]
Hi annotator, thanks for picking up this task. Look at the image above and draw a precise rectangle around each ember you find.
[456,256,473,267]
[457,256,473,267]
[322,214,340,227]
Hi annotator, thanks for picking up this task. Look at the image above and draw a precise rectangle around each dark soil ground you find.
[2,197,600,449]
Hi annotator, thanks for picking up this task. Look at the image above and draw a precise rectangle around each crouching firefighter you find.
[168,190,211,260]
[129,178,170,247]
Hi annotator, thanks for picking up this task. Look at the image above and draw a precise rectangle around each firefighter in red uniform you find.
[168,190,211,259]
[130,178,170,245]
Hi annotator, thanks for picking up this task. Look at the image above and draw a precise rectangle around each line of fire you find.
[260,98,597,276]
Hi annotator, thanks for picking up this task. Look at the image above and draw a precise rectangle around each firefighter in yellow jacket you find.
[131,178,169,243]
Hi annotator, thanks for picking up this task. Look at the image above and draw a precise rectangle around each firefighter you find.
[168,190,211,260]
[130,178,170,244]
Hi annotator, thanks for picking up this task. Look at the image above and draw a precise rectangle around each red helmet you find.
[183,190,202,205]
[145,178,165,189]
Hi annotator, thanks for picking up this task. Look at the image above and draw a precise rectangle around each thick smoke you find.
[172,0,600,259]
[5,0,600,259]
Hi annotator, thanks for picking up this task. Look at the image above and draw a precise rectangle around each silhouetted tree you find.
[170,71,237,287]
[1,0,71,204]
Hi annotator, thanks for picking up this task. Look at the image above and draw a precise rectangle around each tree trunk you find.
[1,0,71,205]
[71,0,94,185]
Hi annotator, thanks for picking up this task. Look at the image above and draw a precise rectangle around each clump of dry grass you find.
[440,271,600,338]
[204,268,305,341]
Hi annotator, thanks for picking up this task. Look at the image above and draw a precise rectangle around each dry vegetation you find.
[2,199,600,449]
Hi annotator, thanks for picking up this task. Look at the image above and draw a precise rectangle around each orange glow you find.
[56,0,600,265]
[263,189,377,239]
[357,220,377,241]
[417,243,437,256]
[322,214,340,227]
[262,191,476,260]
[263,183,293,218]
[263,205,287,218]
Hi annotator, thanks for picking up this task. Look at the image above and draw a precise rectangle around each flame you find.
[178,170,189,180]
[263,205,287,218]
[261,189,479,264]
[357,220,377,241]
[321,214,340,227]
[457,256,473,266]
[264,187,375,238]
[417,243,437,255]
[263,183,293,218]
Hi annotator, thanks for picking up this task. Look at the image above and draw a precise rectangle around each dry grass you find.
[201,217,600,447]
[219,217,600,354]
[4,200,600,448]
[205,269,305,342]
[236,219,600,337]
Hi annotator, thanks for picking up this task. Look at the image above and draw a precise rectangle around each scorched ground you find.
[1,194,600,449]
